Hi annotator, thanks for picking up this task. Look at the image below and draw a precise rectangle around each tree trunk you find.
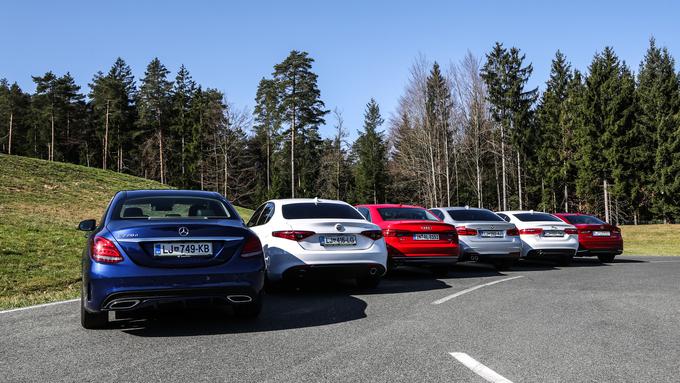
[50,109,55,161]
[500,124,507,211]
[159,127,165,184]
[517,151,523,210]
[564,184,568,213]
[103,100,109,169]
[603,179,609,223]
[266,130,271,192]
[8,112,12,155]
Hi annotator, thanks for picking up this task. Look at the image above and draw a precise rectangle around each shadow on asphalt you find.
[118,273,451,337]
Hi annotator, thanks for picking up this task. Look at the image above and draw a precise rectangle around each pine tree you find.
[272,50,328,198]
[354,99,388,203]
[252,78,281,201]
[425,62,454,206]
[637,38,680,222]
[137,58,173,184]
[170,64,196,187]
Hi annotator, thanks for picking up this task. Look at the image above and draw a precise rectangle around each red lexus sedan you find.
[553,213,623,262]
[355,204,459,276]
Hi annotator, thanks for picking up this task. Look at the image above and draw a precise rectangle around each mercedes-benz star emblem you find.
[178,227,189,237]
[335,223,345,232]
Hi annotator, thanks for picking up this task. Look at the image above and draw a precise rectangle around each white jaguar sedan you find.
[247,198,388,288]
[496,210,579,266]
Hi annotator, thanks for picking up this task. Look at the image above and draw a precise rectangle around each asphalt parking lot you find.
[2,256,679,382]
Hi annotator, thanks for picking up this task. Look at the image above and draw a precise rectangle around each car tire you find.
[432,266,449,278]
[557,255,573,267]
[357,275,381,289]
[80,295,108,329]
[597,254,616,263]
[233,293,262,319]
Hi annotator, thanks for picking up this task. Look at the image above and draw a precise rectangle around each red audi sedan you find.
[553,213,623,262]
[355,204,458,276]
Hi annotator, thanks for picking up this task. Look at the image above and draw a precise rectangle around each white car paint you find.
[247,199,388,281]
[496,210,579,258]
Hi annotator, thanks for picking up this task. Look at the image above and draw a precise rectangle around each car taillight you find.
[383,229,409,237]
[519,228,543,235]
[241,235,263,258]
[91,236,123,264]
[579,229,592,234]
[506,228,519,236]
[456,226,478,236]
[444,230,458,243]
[272,230,315,241]
[564,228,578,235]
[361,230,383,240]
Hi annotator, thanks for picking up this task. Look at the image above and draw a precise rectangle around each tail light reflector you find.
[519,228,543,235]
[241,235,263,258]
[91,236,123,264]
[456,226,478,236]
[272,230,315,241]
[361,230,383,240]
[506,228,519,236]
[565,228,578,235]
[383,229,409,237]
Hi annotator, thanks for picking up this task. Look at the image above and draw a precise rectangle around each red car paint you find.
[355,204,459,266]
[553,213,623,256]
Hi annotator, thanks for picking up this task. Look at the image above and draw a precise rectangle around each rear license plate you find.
[154,242,212,257]
[413,233,440,240]
[593,231,611,237]
[543,230,564,237]
[319,235,357,246]
[480,230,504,238]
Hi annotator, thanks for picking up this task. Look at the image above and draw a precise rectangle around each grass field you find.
[0,154,253,309]
[620,224,680,256]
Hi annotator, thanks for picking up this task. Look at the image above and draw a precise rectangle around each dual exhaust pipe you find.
[107,295,253,309]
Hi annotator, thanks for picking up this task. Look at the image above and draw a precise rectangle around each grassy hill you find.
[0,154,253,309]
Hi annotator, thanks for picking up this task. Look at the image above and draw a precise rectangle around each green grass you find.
[620,224,680,256]
[0,154,253,309]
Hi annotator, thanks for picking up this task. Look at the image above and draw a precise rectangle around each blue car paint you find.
[81,190,265,313]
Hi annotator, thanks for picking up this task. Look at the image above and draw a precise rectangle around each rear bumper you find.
[281,263,386,282]
[83,258,265,313]
[525,249,576,259]
[459,251,520,263]
[576,247,623,256]
[390,255,458,266]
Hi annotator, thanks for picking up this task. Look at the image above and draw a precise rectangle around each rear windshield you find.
[116,196,233,219]
[447,209,504,222]
[514,213,562,222]
[562,215,605,225]
[281,203,364,220]
[377,207,439,221]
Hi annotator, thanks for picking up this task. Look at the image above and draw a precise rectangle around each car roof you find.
[123,189,222,198]
[433,206,490,211]
[356,203,425,209]
[269,198,348,205]
[498,210,552,215]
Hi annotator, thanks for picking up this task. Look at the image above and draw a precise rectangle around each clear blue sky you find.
[1,0,678,139]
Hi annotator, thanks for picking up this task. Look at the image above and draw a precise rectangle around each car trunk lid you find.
[283,219,379,251]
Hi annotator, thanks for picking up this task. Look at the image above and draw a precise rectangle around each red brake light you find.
[241,235,263,258]
[91,236,123,264]
[456,226,478,236]
[519,228,543,235]
[361,230,383,240]
[565,228,578,235]
[272,230,315,241]
[506,228,519,236]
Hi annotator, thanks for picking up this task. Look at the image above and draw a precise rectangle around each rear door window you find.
[257,203,275,225]
[447,209,504,222]
[514,213,562,222]
[247,204,266,226]
[357,207,372,222]
[431,209,445,221]
[281,203,365,220]
[377,207,439,221]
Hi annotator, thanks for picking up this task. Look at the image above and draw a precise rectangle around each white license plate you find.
[320,235,357,246]
[154,242,212,257]
[413,233,440,240]
[543,230,564,237]
[480,230,504,238]
[593,231,610,237]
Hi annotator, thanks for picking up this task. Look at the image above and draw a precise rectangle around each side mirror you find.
[78,219,96,231]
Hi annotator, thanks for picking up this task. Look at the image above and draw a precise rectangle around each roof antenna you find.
[465,205,470,210]
[314,197,319,205]
[530,209,534,214]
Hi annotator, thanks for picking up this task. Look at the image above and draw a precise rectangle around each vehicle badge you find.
[421,226,432,230]
[178,226,189,237]
[335,223,345,232]
[490,226,495,230]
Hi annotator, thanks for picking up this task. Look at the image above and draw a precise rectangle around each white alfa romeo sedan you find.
[496,210,579,266]
[247,198,388,288]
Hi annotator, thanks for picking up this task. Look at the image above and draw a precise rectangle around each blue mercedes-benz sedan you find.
[78,190,265,329]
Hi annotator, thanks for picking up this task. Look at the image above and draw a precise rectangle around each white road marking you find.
[0,298,79,315]
[432,276,524,305]
[450,352,513,383]
[648,260,680,263]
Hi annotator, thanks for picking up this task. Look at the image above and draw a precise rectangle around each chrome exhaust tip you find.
[369,267,378,275]
[227,295,252,303]
[108,299,140,310]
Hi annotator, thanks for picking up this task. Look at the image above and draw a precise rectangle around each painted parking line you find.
[0,298,79,315]
[450,352,513,383]
[432,276,524,305]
